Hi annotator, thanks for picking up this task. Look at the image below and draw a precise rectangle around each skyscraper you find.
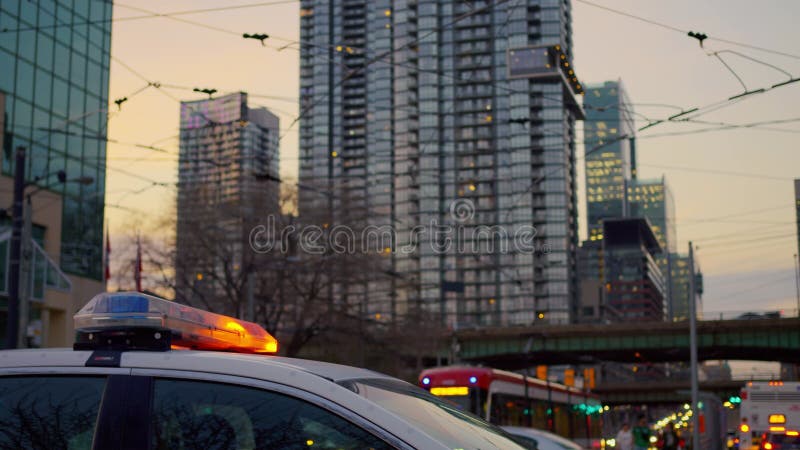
[602,218,665,321]
[627,177,676,254]
[626,176,706,321]
[795,179,799,258]
[1,0,112,280]
[299,0,584,326]
[669,253,703,322]
[583,80,637,240]
[176,92,280,314]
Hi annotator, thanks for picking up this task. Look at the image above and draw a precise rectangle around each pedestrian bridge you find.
[453,318,800,369]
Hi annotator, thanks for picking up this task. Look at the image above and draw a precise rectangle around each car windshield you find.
[339,378,526,450]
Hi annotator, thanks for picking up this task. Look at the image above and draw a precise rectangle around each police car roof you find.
[0,347,395,384]
[0,348,448,449]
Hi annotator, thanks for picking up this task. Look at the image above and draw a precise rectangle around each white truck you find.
[739,381,800,449]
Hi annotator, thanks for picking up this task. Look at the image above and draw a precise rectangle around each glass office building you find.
[628,176,685,320]
[0,0,112,280]
[627,177,676,253]
[299,0,584,326]
[583,80,636,240]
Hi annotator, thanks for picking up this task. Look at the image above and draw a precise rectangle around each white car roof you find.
[503,426,583,450]
[0,348,446,450]
[0,348,395,382]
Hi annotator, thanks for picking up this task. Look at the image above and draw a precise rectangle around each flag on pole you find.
[135,234,142,292]
[104,224,111,282]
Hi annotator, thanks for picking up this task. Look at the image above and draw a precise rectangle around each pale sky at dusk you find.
[104,0,800,330]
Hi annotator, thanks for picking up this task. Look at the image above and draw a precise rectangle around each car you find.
[502,426,584,450]
[761,430,800,450]
[737,312,764,320]
[0,292,528,450]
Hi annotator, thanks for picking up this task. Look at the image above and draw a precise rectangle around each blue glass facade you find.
[0,0,112,280]
[627,177,676,254]
[583,80,636,241]
[299,0,582,326]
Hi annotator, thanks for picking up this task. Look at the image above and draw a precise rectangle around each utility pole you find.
[5,147,25,349]
[688,241,700,450]
[794,254,799,317]
[17,196,33,348]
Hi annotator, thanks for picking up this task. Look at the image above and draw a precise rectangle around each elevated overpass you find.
[594,379,745,405]
[453,317,800,369]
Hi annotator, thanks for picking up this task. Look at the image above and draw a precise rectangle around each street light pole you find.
[4,162,94,349]
[794,254,800,317]
[5,147,25,349]
[688,241,700,450]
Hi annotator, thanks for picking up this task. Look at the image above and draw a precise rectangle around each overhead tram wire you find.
[6,0,179,198]
[30,0,800,161]
[260,16,786,144]
[690,222,795,243]
[1,0,300,34]
[24,2,252,215]
[701,239,799,258]
[8,125,176,154]
[282,0,513,140]
[288,3,533,237]
[72,3,794,212]
[636,163,795,182]
[574,0,800,60]
[276,121,800,196]
[276,33,800,142]
[113,2,301,55]
[694,232,797,249]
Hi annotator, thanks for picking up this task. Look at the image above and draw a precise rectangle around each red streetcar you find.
[419,366,604,448]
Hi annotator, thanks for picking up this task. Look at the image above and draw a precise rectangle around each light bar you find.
[74,292,278,354]
[430,386,469,396]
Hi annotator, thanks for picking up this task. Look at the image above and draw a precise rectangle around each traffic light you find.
[729,395,742,405]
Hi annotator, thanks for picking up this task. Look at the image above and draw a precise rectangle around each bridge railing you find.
[700,308,798,320]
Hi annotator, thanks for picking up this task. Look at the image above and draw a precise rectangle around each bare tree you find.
[111,182,447,372]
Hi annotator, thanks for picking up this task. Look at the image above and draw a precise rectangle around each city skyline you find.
[100,0,800,321]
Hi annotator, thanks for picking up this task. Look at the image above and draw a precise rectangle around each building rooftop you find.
[603,217,662,254]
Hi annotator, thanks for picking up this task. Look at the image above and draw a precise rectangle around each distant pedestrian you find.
[616,423,634,450]
[660,422,679,450]
[633,415,651,450]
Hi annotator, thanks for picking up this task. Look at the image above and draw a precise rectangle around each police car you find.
[0,292,525,450]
